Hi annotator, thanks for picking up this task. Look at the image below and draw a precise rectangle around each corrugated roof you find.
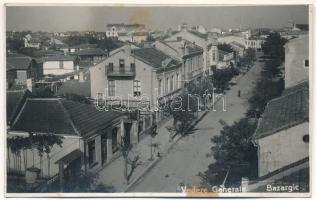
[253,81,309,140]
[11,99,124,137]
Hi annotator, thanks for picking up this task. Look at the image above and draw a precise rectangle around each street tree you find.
[261,32,287,60]
[168,88,199,135]
[202,118,258,186]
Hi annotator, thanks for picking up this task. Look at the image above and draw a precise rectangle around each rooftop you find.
[71,48,107,56]
[133,47,180,69]
[44,55,76,62]
[6,89,32,125]
[6,55,33,71]
[11,98,124,137]
[253,81,309,140]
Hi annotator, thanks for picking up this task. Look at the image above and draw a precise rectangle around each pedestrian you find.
[238,90,241,97]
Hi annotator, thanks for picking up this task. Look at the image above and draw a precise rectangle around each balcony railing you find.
[107,66,135,77]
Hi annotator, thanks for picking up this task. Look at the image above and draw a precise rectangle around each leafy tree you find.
[211,67,235,93]
[261,32,287,60]
[6,38,24,52]
[167,88,199,135]
[218,43,234,53]
[202,118,258,186]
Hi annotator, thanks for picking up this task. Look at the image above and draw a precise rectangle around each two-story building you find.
[164,30,216,74]
[90,45,182,128]
[153,39,204,83]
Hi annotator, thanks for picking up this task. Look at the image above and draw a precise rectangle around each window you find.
[88,140,96,167]
[176,36,182,41]
[59,61,64,69]
[158,79,163,95]
[130,63,135,72]
[212,50,216,61]
[303,135,309,143]
[170,76,174,91]
[108,80,115,96]
[177,73,181,89]
[133,80,141,97]
[304,59,309,68]
[112,128,118,153]
[119,59,125,72]
[166,78,169,93]
[108,62,113,72]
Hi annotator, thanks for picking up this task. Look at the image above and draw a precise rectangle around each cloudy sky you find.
[6,5,309,32]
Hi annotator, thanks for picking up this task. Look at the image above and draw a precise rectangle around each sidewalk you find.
[96,108,208,192]
[95,59,258,192]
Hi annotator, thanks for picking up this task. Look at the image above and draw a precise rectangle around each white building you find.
[43,56,79,76]
[253,81,309,177]
[284,35,309,88]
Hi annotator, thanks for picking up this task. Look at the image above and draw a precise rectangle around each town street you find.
[129,53,264,192]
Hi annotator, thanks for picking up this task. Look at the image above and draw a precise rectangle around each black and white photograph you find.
[3,3,312,197]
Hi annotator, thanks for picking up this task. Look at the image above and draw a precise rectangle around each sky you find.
[6,5,309,32]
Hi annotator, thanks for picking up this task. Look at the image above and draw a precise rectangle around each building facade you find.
[284,35,309,88]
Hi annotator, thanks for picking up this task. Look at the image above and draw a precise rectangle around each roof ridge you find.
[58,99,81,136]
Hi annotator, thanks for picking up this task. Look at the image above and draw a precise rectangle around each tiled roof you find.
[44,55,76,62]
[6,55,32,71]
[70,43,97,49]
[33,50,64,57]
[72,48,107,56]
[133,48,180,69]
[253,81,309,140]
[11,99,124,137]
[6,89,31,125]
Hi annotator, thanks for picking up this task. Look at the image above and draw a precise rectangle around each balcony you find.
[107,66,135,78]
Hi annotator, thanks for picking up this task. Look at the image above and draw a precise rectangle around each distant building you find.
[23,35,41,49]
[284,35,309,88]
[69,43,98,53]
[165,30,216,73]
[71,48,107,63]
[43,55,79,76]
[245,36,265,50]
[106,23,146,38]
[117,32,133,42]
[154,39,204,82]
[253,81,309,177]
[230,41,246,57]
[6,54,42,88]
[132,32,148,44]
[217,50,235,69]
